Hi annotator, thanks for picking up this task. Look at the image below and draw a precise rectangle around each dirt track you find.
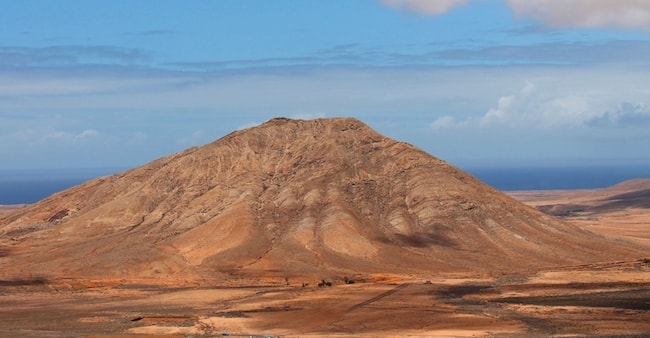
[1,261,649,337]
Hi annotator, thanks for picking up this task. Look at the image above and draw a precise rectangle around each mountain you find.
[512,179,650,217]
[0,118,643,282]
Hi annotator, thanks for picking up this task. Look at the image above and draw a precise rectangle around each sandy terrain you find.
[508,179,650,246]
[1,263,649,337]
[1,119,648,337]
[0,205,24,217]
[1,180,648,337]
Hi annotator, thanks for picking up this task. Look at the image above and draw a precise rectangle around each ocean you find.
[1,165,649,205]
[0,168,124,205]
[467,165,650,191]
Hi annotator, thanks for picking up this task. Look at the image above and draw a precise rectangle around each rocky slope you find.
[0,118,643,282]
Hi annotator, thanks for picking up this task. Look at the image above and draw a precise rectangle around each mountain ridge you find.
[0,117,644,282]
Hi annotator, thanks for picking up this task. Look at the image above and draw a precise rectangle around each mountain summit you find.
[0,118,641,281]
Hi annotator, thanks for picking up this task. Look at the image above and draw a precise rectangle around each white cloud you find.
[76,129,100,139]
[380,0,650,32]
[2,55,650,168]
[0,45,150,68]
[430,115,463,129]
[0,128,101,152]
[589,102,650,127]
[4,64,649,130]
[479,80,594,128]
[0,73,195,97]
[431,77,650,131]
[507,0,650,31]
[380,0,469,15]
[39,129,101,144]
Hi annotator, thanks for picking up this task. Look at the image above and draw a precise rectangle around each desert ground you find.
[508,179,650,247]
[1,120,648,337]
[1,180,649,337]
[1,261,649,338]
[0,205,24,217]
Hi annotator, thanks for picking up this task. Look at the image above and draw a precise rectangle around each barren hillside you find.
[509,179,650,246]
[0,118,644,283]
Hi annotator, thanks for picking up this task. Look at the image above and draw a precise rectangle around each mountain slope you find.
[0,118,644,281]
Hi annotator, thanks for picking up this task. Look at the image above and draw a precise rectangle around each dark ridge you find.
[0,277,48,286]
[494,289,650,310]
[538,188,650,217]
[601,188,650,209]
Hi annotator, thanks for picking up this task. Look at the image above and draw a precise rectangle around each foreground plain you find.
[0,262,649,337]
[1,179,649,337]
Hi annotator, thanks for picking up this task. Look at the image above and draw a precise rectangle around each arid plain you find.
[1,118,649,337]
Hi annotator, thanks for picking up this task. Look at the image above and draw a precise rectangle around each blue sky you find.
[2,0,650,170]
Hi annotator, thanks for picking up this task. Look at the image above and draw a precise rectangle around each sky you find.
[2,0,650,171]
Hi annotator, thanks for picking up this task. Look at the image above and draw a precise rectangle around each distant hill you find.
[0,117,644,282]
[512,179,650,217]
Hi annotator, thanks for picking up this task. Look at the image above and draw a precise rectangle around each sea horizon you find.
[1,164,649,205]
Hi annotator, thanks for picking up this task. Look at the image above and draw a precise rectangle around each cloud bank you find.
[508,0,650,31]
[430,78,650,131]
[380,0,469,15]
[0,46,149,68]
[382,0,650,31]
